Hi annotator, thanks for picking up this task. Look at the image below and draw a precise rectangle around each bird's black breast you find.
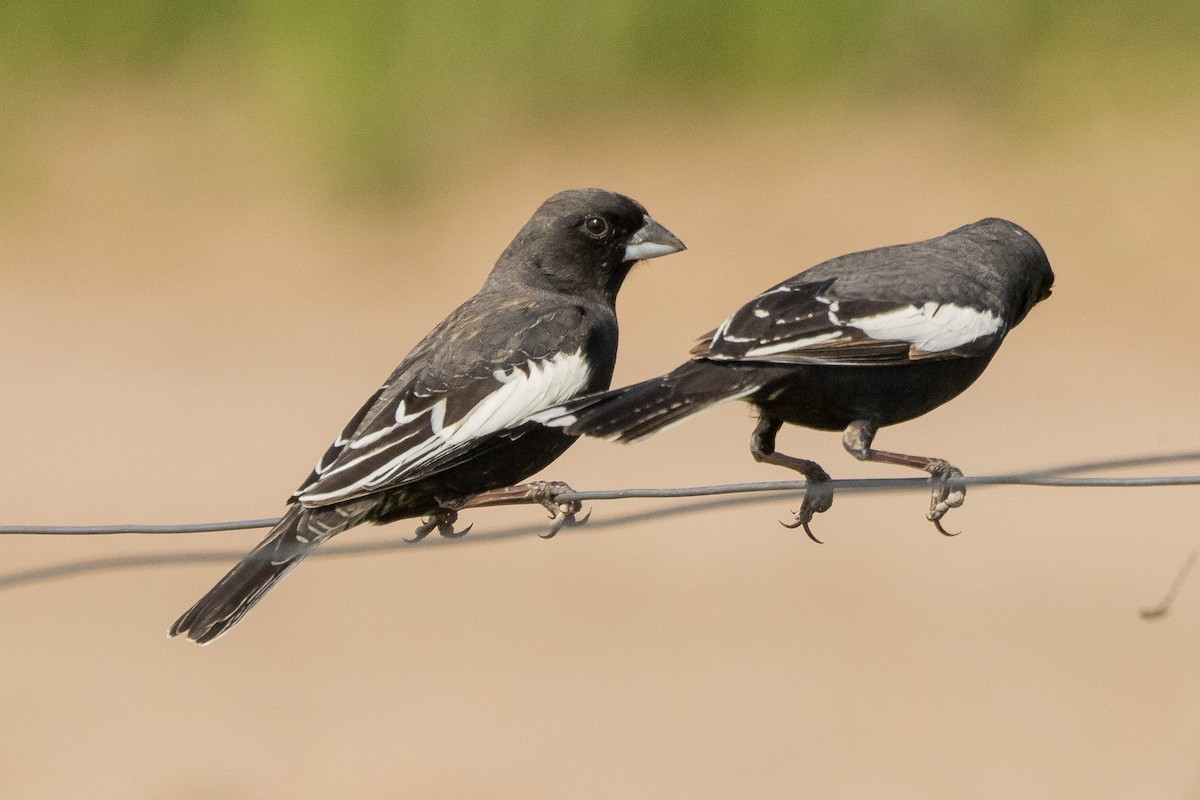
[578,304,619,392]
[746,351,999,430]
[366,422,580,523]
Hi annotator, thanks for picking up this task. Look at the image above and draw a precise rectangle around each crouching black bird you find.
[538,218,1053,541]
[169,188,684,644]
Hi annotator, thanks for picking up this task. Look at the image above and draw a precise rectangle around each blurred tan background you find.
[3,3,1200,798]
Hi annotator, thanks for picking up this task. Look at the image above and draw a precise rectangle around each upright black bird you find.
[170,188,684,643]
[539,218,1053,540]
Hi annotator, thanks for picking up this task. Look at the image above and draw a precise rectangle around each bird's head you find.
[965,217,1056,327]
[491,188,685,303]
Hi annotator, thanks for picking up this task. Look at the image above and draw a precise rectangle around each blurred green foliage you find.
[1,1,1197,196]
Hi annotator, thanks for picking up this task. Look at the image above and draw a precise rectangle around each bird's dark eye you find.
[582,215,611,239]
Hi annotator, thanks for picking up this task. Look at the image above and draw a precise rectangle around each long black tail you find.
[169,501,369,644]
[542,360,764,443]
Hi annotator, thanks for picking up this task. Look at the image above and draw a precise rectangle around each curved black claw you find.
[441,522,474,539]
[930,517,961,537]
[779,515,824,544]
[524,481,589,539]
[927,463,966,537]
[539,504,590,539]
[405,519,434,543]
[779,473,833,543]
[407,510,471,542]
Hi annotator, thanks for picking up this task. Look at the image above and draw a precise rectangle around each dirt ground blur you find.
[3,91,1200,799]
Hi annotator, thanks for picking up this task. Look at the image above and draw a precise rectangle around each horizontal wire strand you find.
[0,491,776,591]
[3,449,1200,536]
[4,449,1196,608]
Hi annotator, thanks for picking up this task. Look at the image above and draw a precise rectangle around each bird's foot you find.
[779,468,834,543]
[926,462,965,536]
[526,481,591,539]
[407,509,473,542]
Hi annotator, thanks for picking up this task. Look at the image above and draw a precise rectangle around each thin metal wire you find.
[555,473,1200,503]
[3,450,1199,535]
[2,449,1199,596]
[4,449,1197,608]
[0,519,281,536]
[0,491,772,591]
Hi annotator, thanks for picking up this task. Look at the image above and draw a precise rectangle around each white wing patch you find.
[448,353,590,444]
[744,331,841,358]
[847,302,1002,352]
[743,301,1001,358]
[298,350,591,505]
[533,406,578,428]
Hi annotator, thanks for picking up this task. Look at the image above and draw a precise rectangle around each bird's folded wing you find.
[692,279,1005,366]
[292,303,593,508]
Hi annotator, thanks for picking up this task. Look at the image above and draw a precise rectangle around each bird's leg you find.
[841,418,965,536]
[450,481,589,539]
[750,413,832,543]
[407,508,472,542]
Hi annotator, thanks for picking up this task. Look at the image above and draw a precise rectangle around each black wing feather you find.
[692,278,1003,367]
[292,298,596,508]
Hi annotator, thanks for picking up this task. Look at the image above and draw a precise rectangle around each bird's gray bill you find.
[623,216,685,262]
